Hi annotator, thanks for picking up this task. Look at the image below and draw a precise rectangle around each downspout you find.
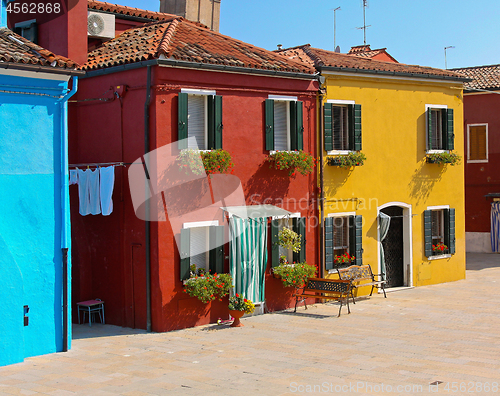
[317,76,325,278]
[144,65,152,332]
[59,76,78,352]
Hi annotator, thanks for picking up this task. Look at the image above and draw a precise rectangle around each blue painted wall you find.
[0,72,74,366]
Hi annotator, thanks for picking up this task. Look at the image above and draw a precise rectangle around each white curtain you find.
[379,212,391,280]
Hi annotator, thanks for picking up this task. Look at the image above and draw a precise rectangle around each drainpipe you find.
[59,76,78,352]
[144,65,152,332]
[317,77,325,278]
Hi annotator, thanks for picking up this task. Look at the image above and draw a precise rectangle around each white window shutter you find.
[274,101,288,151]
[187,95,206,149]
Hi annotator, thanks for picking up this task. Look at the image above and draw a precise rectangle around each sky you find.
[115,0,500,70]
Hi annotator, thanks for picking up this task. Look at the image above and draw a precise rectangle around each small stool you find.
[76,299,105,327]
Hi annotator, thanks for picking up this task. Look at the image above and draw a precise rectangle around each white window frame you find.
[426,205,451,260]
[268,95,297,153]
[467,123,488,163]
[425,104,448,154]
[181,89,216,151]
[326,99,356,155]
[182,220,219,272]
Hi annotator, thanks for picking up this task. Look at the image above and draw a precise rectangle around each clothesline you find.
[68,161,131,169]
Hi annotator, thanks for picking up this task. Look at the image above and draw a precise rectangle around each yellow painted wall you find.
[322,73,465,289]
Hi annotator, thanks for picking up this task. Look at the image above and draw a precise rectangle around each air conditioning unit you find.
[87,11,115,39]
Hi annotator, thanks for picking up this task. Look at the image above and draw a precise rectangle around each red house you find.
[452,65,500,253]
[10,2,320,331]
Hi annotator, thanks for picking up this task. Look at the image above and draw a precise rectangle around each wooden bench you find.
[294,278,352,317]
[337,264,386,304]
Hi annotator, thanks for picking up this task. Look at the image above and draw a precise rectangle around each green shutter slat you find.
[292,101,303,150]
[178,93,188,150]
[180,228,190,281]
[271,219,280,267]
[290,101,298,151]
[292,217,306,263]
[353,104,362,151]
[424,210,432,257]
[324,103,333,151]
[445,208,456,255]
[446,108,454,151]
[265,99,274,151]
[325,217,334,270]
[209,225,225,274]
[427,108,433,151]
[207,96,223,150]
[349,215,363,265]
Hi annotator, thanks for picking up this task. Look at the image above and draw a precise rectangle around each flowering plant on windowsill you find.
[278,227,301,253]
[266,150,315,176]
[183,265,233,303]
[272,261,317,288]
[432,243,448,254]
[426,152,461,166]
[327,152,366,168]
[228,294,255,314]
[178,149,234,175]
[334,252,355,265]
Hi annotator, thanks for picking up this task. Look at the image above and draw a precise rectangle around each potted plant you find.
[278,227,301,253]
[272,261,317,288]
[266,150,315,176]
[334,252,355,267]
[432,243,449,255]
[228,294,255,327]
[178,148,234,175]
[183,265,233,303]
[327,152,366,168]
[426,152,462,166]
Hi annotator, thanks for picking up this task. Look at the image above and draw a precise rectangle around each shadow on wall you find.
[245,161,291,205]
[408,159,446,205]
[323,166,353,198]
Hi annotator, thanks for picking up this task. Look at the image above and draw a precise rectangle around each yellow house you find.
[280,45,469,292]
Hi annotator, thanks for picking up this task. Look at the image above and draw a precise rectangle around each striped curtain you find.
[230,217,268,304]
[491,203,500,253]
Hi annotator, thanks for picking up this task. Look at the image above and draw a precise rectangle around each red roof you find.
[82,18,316,75]
[347,45,398,63]
[277,44,464,80]
[0,28,79,69]
[451,65,500,91]
[88,0,177,21]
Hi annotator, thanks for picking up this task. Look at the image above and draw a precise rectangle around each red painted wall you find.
[463,92,500,232]
[70,65,319,332]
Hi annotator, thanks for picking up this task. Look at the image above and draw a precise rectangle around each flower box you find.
[426,152,461,166]
[327,152,366,168]
[266,150,315,176]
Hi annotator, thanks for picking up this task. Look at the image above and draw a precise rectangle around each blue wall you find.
[0,73,73,366]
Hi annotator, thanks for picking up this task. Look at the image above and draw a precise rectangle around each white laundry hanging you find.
[88,168,101,215]
[77,169,91,216]
[69,170,78,185]
[99,166,115,216]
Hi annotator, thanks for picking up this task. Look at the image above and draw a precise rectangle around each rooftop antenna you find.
[356,0,371,45]
[444,46,455,69]
[331,6,341,51]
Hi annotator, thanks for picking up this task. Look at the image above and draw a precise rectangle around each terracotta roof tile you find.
[0,28,79,69]
[88,0,177,21]
[82,19,316,74]
[347,45,398,63]
[277,44,464,80]
[451,65,500,91]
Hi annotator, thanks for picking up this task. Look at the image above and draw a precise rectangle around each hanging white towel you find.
[69,170,78,185]
[100,166,115,216]
[77,169,91,216]
[88,168,101,215]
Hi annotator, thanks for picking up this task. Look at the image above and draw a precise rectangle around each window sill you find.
[269,150,299,155]
[326,150,353,156]
[426,149,448,154]
[467,159,488,164]
[182,148,212,153]
[428,254,452,260]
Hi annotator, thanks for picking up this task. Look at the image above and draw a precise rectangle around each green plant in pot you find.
[183,265,233,303]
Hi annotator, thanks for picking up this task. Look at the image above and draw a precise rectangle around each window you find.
[178,90,223,150]
[265,96,303,151]
[179,222,224,280]
[14,20,38,44]
[424,207,455,258]
[270,216,306,267]
[324,102,362,152]
[325,214,363,270]
[468,124,488,162]
[426,105,454,151]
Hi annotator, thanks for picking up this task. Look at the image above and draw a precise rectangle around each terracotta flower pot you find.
[229,309,245,327]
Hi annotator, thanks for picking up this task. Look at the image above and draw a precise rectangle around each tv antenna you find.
[444,46,455,69]
[331,6,341,51]
[356,0,371,45]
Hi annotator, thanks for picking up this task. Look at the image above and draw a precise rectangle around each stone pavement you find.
[1,253,500,396]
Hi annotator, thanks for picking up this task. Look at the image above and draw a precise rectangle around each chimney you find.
[160,0,221,32]
[277,44,282,50]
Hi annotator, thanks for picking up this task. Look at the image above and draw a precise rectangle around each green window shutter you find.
[324,103,333,151]
[325,217,334,270]
[208,95,223,150]
[209,225,225,274]
[178,93,188,150]
[271,219,280,267]
[427,108,433,151]
[290,101,304,151]
[445,208,456,255]
[265,99,275,151]
[445,108,454,151]
[180,228,191,281]
[424,210,432,257]
[292,217,306,263]
[349,215,363,265]
[353,104,362,151]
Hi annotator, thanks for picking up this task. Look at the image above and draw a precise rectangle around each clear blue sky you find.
[116,0,500,70]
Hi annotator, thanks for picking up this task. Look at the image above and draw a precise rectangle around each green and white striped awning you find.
[221,204,293,219]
